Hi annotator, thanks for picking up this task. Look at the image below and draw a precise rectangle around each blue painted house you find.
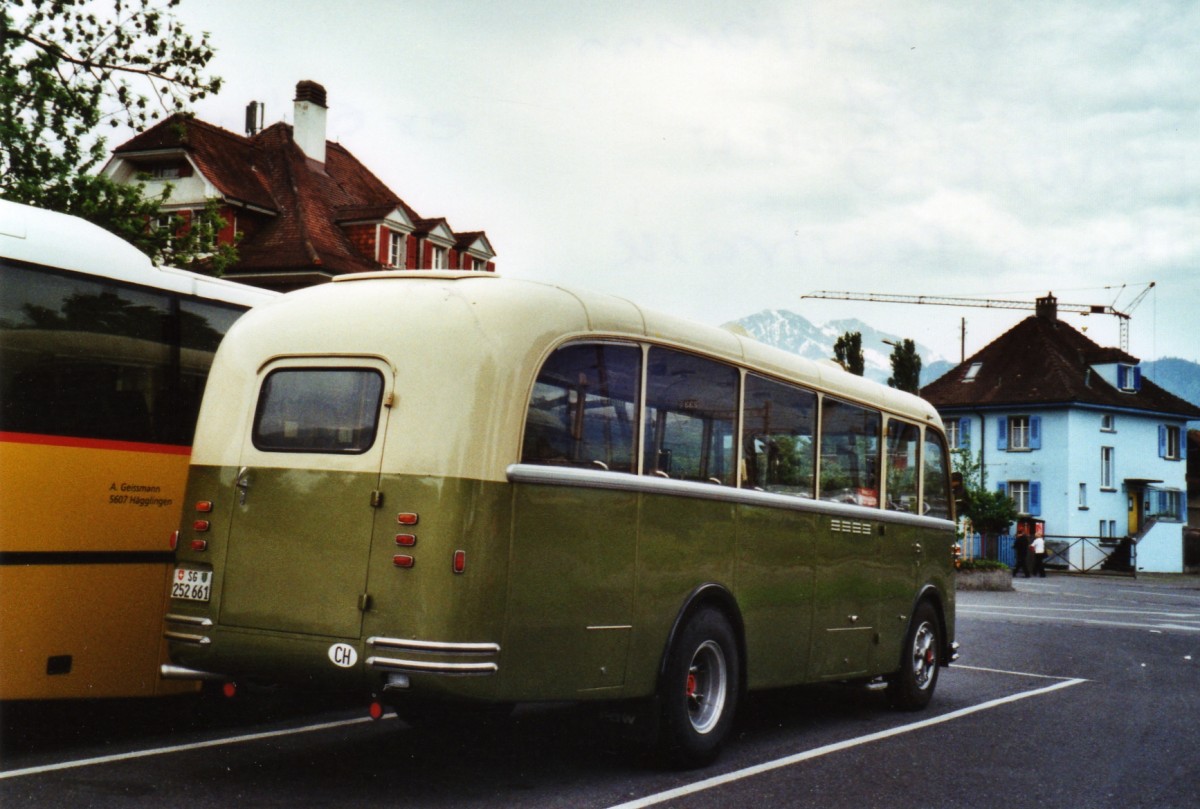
[921,295,1200,573]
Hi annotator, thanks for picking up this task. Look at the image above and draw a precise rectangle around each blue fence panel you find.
[962,533,1017,568]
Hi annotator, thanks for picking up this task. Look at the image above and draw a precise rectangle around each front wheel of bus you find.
[886,601,942,711]
[658,607,740,768]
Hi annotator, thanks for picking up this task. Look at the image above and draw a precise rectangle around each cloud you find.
[144,0,1200,362]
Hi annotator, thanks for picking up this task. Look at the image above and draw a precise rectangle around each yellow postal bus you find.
[163,271,957,765]
[0,200,275,700]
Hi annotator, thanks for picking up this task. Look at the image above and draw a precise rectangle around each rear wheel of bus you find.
[886,600,942,710]
[658,607,740,768]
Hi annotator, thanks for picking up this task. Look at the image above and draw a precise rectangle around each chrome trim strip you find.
[505,463,956,531]
[367,636,500,655]
[366,656,499,675]
[587,625,633,631]
[164,613,213,627]
[164,630,211,645]
[160,664,226,681]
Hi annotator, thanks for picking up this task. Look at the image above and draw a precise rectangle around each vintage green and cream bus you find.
[163,271,957,766]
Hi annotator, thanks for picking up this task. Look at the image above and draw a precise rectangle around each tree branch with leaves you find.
[1,0,233,272]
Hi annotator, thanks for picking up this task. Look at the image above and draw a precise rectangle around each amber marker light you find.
[396,512,419,525]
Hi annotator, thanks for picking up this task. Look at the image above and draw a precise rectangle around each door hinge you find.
[358,593,372,612]
[370,490,384,508]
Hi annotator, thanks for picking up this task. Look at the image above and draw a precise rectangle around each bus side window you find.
[922,431,952,519]
[643,347,738,485]
[0,263,172,445]
[521,342,641,473]
[819,397,881,507]
[885,419,921,512]
[743,374,816,497]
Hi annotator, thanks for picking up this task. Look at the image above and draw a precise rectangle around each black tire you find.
[657,607,740,768]
[886,600,942,711]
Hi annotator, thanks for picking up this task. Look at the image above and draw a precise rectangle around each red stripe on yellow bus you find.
[0,431,191,456]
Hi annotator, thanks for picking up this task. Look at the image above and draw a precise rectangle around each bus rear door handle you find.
[236,467,252,505]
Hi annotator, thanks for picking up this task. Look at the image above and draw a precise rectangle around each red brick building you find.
[102,80,495,290]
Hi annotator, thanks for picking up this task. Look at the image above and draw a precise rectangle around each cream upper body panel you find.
[190,272,943,479]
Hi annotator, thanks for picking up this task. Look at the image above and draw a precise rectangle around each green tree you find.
[1,0,234,272]
[833,331,864,376]
[887,338,922,394]
[951,446,1018,559]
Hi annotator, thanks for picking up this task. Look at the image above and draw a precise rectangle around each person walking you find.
[1013,533,1029,577]
[1030,533,1047,578]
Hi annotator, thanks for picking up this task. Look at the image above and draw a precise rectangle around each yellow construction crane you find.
[801,283,1155,357]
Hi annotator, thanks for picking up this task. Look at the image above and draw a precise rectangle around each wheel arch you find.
[910,582,954,666]
[656,583,747,696]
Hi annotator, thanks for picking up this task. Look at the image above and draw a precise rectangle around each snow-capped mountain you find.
[723,309,952,386]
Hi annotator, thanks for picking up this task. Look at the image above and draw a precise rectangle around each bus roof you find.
[0,199,277,309]
[239,271,939,424]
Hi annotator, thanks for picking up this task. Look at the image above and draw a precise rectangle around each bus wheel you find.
[658,607,740,768]
[886,601,941,711]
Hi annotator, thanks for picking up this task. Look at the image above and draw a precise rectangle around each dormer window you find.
[963,362,982,382]
[1117,363,1141,392]
[387,231,406,269]
[431,246,448,269]
[138,161,192,180]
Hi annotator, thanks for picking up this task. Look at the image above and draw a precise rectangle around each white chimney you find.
[293,80,327,164]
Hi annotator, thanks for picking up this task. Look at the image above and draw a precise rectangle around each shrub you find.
[957,558,1010,573]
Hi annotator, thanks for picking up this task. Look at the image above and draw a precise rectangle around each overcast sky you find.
[141,0,1198,364]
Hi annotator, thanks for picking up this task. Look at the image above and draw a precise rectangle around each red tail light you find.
[396,512,419,526]
[453,550,466,574]
[169,530,179,551]
[190,539,208,552]
[193,520,210,532]
[195,500,213,513]
[395,534,417,547]
[392,554,415,568]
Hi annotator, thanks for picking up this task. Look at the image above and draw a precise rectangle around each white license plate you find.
[171,567,212,602]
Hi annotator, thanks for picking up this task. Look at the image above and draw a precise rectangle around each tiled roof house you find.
[102,81,495,290]
[921,294,1200,573]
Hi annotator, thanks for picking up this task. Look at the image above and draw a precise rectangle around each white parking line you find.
[0,715,393,780]
[959,606,1200,633]
[604,673,1088,809]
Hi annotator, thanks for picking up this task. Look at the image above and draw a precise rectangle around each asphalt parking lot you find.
[3,573,1198,808]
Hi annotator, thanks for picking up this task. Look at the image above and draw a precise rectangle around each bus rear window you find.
[252,368,384,454]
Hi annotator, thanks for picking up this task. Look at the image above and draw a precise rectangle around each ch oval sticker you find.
[328,643,358,668]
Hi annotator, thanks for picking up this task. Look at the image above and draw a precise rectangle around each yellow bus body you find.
[0,200,275,700]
